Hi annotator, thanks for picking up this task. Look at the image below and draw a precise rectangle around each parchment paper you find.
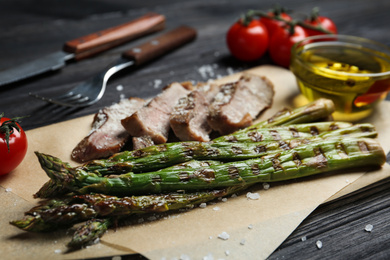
[1,65,389,260]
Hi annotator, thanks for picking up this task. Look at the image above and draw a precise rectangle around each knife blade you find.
[0,12,165,87]
[30,26,198,107]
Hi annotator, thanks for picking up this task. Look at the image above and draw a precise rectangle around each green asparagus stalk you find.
[248,98,335,128]
[67,218,112,249]
[79,123,374,176]
[34,179,71,198]
[36,137,385,196]
[11,186,243,232]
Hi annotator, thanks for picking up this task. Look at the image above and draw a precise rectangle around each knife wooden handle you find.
[122,26,197,66]
[63,12,165,60]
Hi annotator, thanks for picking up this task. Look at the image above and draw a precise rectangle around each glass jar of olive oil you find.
[290,35,390,121]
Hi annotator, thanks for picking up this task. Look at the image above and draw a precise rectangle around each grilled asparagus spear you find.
[75,123,376,176]
[11,186,242,232]
[67,218,112,248]
[36,137,385,196]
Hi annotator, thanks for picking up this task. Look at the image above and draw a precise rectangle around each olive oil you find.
[291,41,390,121]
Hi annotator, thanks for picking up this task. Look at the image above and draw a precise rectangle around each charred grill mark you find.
[289,127,300,138]
[151,175,163,183]
[251,163,260,175]
[183,144,195,157]
[313,148,328,168]
[193,169,216,182]
[199,161,212,167]
[358,141,369,153]
[154,144,168,152]
[248,131,263,142]
[361,126,373,133]
[228,166,240,179]
[232,146,243,154]
[335,143,349,158]
[292,152,302,167]
[271,156,283,171]
[279,141,291,151]
[132,149,148,158]
[329,123,340,130]
[310,126,320,136]
[206,147,220,156]
[225,135,238,142]
[179,172,190,182]
[254,145,267,154]
[214,83,236,105]
[270,130,282,141]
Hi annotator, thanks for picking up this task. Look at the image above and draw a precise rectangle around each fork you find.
[30,26,197,108]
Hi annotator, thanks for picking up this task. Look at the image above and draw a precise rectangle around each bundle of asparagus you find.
[10,98,386,249]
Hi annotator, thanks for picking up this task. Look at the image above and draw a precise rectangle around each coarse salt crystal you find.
[218,232,230,240]
[222,198,228,202]
[180,254,190,260]
[225,250,230,256]
[198,65,215,79]
[199,203,207,208]
[231,194,237,198]
[246,192,260,200]
[248,224,253,229]
[262,183,270,190]
[240,239,246,245]
[365,224,374,232]
[5,188,12,192]
[116,85,124,91]
[54,249,62,254]
[213,206,220,211]
[301,236,307,242]
[316,240,323,249]
[153,79,163,89]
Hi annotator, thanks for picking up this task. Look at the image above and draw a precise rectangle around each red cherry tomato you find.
[226,19,269,62]
[260,11,292,38]
[304,16,337,36]
[0,115,28,175]
[269,25,309,68]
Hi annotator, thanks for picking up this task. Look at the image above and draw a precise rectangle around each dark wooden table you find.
[1,0,390,259]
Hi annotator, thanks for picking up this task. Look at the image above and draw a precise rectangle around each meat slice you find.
[207,73,274,135]
[121,82,193,144]
[71,97,145,163]
[132,136,155,150]
[170,83,220,141]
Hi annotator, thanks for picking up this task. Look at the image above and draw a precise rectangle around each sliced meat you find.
[170,83,220,141]
[132,136,155,150]
[71,97,145,163]
[207,73,274,135]
[121,82,193,144]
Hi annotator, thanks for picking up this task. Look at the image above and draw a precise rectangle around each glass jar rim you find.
[291,34,390,78]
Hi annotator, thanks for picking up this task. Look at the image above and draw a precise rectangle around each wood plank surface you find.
[1,0,390,259]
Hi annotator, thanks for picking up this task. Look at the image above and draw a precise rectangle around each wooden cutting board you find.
[1,65,389,260]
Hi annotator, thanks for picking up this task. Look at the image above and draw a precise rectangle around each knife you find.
[0,12,166,87]
[30,26,198,107]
